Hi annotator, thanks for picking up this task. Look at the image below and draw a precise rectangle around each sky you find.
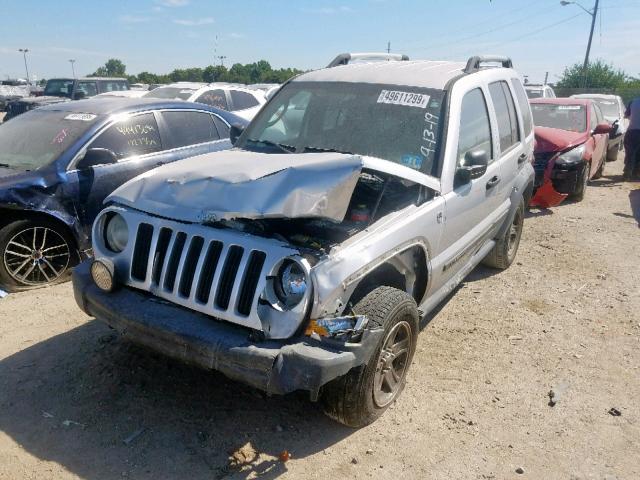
[1,0,639,84]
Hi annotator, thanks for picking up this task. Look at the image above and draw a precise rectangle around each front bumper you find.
[72,261,382,399]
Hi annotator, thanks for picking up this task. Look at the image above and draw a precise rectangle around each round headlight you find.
[104,213,129,253]
[275,260,308,308]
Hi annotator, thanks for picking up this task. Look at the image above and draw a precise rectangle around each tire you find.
[0,219,78,292]
[571,161,590,202]
[321,286,419,428]
[482,198,525,270]
[606,143,620,162]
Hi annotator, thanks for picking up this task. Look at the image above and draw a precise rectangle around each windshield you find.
[591,99,620,118]
[238,81,446,176]
[144,87,195,100]
[44,79,74,97]
[531,103,587,132]
[0,110,99,170]
[526,89,543,99]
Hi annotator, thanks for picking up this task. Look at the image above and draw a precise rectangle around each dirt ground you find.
[1,156,638,480]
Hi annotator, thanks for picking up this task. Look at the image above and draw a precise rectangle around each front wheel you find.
[321,286,419,427]
[482,198,524,270]
[0,219,77,292]
[571,161,590,202]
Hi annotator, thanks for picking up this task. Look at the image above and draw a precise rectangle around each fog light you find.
[91,260,114,292]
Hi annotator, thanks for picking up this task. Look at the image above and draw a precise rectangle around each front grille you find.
[7,102,28,117]
[533,152,556,186]
[126,223,278,322]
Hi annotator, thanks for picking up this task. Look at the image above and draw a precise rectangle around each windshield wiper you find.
[245,138,295,154]
[303,146,354,155]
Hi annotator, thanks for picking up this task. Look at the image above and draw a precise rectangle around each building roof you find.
[294,60,468,90]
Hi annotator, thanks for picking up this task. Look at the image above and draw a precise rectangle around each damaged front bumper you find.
[72,261,382,400]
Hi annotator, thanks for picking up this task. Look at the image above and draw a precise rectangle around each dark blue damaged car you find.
[0,97,247,291]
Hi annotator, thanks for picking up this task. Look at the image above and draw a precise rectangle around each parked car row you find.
[0,52,621,428]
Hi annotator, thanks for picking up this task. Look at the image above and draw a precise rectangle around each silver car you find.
[73,55,535,427]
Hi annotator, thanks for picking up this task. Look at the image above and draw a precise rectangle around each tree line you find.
[89,58,304,85]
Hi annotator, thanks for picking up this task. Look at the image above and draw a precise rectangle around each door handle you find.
[486,176,501,190]
[517,153,528,164]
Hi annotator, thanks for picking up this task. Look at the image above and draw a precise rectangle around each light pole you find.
[69,59,76,79]
[560,0,599,88]
[18,48,30,84]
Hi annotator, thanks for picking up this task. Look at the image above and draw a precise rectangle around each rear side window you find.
[458,88,493,165]
[212,115,230,138]
[230,90,259,110]
[77,81,98,97]
[161,111,220,148]
[91,113,162,159]
[196,89,228,110]
[511,79,533,136]
[101,81,128,92]
[489,81,520,153]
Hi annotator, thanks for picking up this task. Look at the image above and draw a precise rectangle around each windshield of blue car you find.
[238,81,446,177]
[144,87,195,100]
[44,79,74,97]
[0,110,99,170]
[531,103,587,133]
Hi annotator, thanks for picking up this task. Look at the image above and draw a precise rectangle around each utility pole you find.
[582,0,599,88]
[69,59,76,79]
[387,41,391,54]
[560,0,599,88]
[544,71,549,85]
[18,48,30,84]
[216,55,227,67]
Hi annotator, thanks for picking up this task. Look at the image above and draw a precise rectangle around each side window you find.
[102,81,128,92]
[590,105,598,130]
[457,88,493,166]
[230,90,259,110]
[488,81,519,153]
[77,81,98,97]
[212,115,230,138]
[91,113,162,159]
[196,89,228,110]
[511,78,533,136]
[594,104,604,124]
[161,111,220,148]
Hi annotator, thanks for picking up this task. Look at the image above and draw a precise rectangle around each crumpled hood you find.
[534,126,588,154]
[108,150,368,223]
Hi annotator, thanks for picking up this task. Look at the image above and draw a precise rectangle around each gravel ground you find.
[1,156,638,480]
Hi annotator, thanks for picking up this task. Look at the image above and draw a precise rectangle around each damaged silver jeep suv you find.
[73,56,535,427]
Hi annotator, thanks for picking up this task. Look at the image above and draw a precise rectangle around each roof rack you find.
[464,56,513,74]
[327,52,410,68]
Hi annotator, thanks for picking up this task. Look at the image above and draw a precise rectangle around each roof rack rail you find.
[327,52,410,68]
[464,55,513,73]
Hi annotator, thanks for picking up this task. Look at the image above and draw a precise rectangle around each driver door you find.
[70,112,166,234]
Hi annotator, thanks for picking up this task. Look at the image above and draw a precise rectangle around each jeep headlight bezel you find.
[103,212,129,253]
[274,259,309,309]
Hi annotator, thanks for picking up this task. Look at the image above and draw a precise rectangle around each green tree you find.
[91,58,127,77]
[203,65,228,83]
[556,59,627,89]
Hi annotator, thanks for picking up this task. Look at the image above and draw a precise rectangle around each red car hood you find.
[534,126,588,153]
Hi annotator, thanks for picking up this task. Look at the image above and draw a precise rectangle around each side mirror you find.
[456,150,489,185]
[592,122,611,135]
[77,148,118,169]
[229,123,245,146]
[73,90,86,100]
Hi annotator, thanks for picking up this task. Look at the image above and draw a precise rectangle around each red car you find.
[529,98,611,207]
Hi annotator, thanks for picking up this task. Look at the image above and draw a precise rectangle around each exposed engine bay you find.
[208,169,430,254]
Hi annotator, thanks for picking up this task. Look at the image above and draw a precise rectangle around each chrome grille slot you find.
[178,236,204,298]
[151,228,172,285]
[163,232,187,292]
[131,223,154,281]
[195,240,223,304]
[237,251,267,316]
[215,245,244,310]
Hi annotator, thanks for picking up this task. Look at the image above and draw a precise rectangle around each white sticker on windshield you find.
[557,105,582,110]
[64,113,97,121]
[377,90,430,108]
